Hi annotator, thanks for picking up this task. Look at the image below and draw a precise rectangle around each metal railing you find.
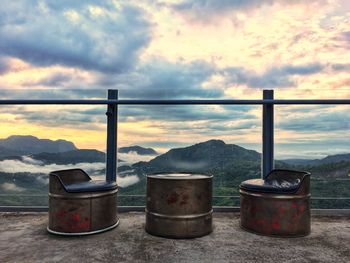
[0,89,350,212]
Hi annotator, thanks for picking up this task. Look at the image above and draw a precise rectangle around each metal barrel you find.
[240,171,310,237]
[145,173,213,238]
[48,170,119,235]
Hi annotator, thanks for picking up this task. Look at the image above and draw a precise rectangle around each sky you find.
[0,0,350,159]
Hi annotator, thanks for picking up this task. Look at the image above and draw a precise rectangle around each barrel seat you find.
[47,169,119,235]
[240,169,311,237]
[145,173,213,238]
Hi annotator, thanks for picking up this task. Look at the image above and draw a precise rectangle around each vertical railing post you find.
[262,89,274,179]
[106,89,118,182]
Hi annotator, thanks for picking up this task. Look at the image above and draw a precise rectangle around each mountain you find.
[0,135,77,156]
[118,145,158,155]
[29,149,105,164]
[280,159,316,166]
[281,153,350,166]
[315,153,350,165]
[279,153,350,179]
[132,139,261,174]
[0,145,24,157]
[120,139,262,199]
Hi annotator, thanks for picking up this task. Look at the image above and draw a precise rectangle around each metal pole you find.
[262,90,274,179]
[106,90,118,182]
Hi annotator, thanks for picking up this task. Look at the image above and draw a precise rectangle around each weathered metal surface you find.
[240,171,310,237]
[48,170,119,235]
[145,173,213,238]
[262,89,274,179]
[106,89,118,182]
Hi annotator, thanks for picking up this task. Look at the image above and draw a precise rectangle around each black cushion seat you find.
[240,178,301,194]
[65,180,118,193]
[50,169,118,193]
[240,169,309,194]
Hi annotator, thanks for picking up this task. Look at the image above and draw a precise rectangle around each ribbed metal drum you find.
[48,169,119,235]
[240,169,310,237]
[145,173,213,238]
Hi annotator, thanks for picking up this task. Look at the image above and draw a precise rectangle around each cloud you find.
[118,152,156,166]
[0,58,222,100]
[275,104,350,161]
[119,105,256,123]
[168,160,208,170]
[0,57,11,74]
[3,61,323,130]
[90,173,140,188]
[42,0,113,11]
[100,59,222,99]
[172,0,273,13]
[222,63,324,88]
[331,63,350,72]
[0,1,151,73]
[0,158,105,174]
[277,108,350,132]
[341,31,350,43]
[14,110,105,127]
[0,155,144,188]
[32,73,73,87]
[115,175,139,188]
[0,88,106,100]
[168,0,326,19]
[0,182,25,192]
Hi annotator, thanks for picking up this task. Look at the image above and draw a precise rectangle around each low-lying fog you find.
[0,151,157,191]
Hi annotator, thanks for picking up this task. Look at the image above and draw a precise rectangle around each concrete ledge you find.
[0,212,349,263]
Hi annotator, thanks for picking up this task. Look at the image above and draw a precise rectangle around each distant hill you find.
[132,139,260,174]
[118,145,157,155]
[0,145,24,157]
[280,159,315,166]
[30,149,106,164]
[281,153,350,166]
[0,135,76,156]
[279,153,350,179]
[121,139,262,197]
[315,153,350,165]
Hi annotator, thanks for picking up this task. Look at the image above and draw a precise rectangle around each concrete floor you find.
[0,212,349,263]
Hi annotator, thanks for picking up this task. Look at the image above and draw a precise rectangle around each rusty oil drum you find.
[145,173,213,238]
[240,170,310,237]
[48,169,119,235]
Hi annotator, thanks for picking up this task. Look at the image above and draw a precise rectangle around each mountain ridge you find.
[118,145,158,155]
[131,139,261,174]
[0,135,77,156]
[281,153,350,166]
[29,149,106,165]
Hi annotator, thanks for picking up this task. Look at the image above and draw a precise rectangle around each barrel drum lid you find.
[145,173,213,238]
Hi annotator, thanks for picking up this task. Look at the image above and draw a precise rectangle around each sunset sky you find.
[0,0,350,159]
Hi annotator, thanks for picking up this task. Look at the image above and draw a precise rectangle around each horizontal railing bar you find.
[0,99,112,105]
[0,99,350,105]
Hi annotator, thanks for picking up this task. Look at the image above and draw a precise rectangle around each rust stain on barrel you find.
[167,193,179,204]
[180,194,189,205]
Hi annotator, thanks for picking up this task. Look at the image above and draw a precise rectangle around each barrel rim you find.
[147,172,213,180]
[47,220,119,236]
